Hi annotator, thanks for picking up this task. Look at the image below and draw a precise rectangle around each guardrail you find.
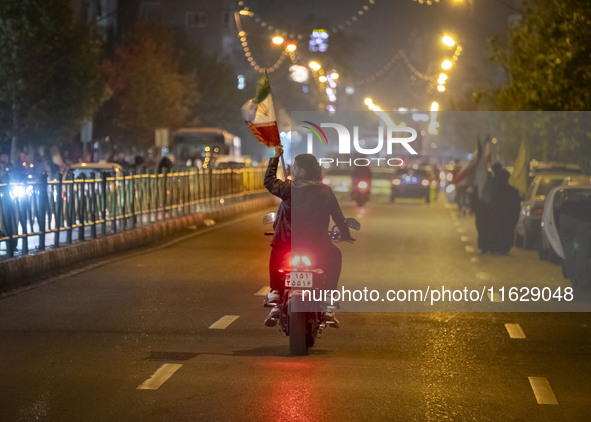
[0,167,266,259]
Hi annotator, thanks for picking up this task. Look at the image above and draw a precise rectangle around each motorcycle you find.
[263,213,360,356]
[351,179,370,206]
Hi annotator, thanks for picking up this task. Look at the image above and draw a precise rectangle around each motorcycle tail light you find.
[301,256,312,266]
[392,178,401,186]
[291,255,301,266]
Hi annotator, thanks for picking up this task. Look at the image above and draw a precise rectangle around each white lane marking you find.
[254,286,271,296]
[457,228,465,233]
[454,221,461,226]
[528,377,559,405]
[209,315,240,330]
[487,291,500,302]
[476,272,494,280]
[465,245,475,253]
[137,364,183,390]
[505,323,526,339]
[470,257,480,263]
[460,235,469,242]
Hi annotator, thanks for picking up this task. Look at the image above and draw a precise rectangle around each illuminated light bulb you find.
[439,73,448,81]
[364,97,373,106]
[441,59,452,70]
[431,101,439,112]
[442,36,456,47]
[309,61,321,71]
[330,72,339,79]
[437,84,446,92]
[286,44,296,52]
[272,36,284,45]
[319,75,327,82]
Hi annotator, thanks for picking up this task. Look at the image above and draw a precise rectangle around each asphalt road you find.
[1,193,590,421]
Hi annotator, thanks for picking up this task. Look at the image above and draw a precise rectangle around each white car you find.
[540,180,591,262]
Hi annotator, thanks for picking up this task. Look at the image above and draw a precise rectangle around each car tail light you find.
[357,180,369,190]
[322,177,331,185]
[421,179,430,186]
[392,178,401,186]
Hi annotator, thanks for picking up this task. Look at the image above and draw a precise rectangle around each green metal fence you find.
[0,167,266,258]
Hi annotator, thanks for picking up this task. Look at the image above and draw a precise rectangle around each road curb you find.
[0,195,278,292]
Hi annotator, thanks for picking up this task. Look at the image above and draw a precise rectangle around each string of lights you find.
[237,0,377,37]
[234,11,289,73]
[411,0,440,5]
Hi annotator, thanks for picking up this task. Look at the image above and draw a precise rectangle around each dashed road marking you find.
[254,286,271,296]
[465,245,476,253]
[505,323,526,339]
[470,257,480,263]
[137,364,183,390]
[209,315,240,330]
[476,272,494,280]
[457,228,465,233]
[460,235,469,242]
[528,377,558,405]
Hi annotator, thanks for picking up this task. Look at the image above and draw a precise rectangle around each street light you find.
[330,72,339,80]
[286,44,297,52]
[364,97,373,106]
[442,35,456,47]
[309,61,321,71]
[319,75,327,82]
[441,59,452,70]
[437,84,446,92]
[272,36,284,45]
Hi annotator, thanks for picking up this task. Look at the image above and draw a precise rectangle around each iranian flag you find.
[242,72,281,147]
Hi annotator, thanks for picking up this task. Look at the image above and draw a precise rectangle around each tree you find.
[488,0,591,170]
[0,0,106,159]
[491,0,591,111]
[97,20,198,150]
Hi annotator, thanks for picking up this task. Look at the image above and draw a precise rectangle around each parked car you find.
[390,166,433,203]
[515,174,589,249]
[528,160,583,178]
[541,184,591,286]
[539,178,591,262]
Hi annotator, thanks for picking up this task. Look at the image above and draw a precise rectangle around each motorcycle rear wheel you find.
[289,312,308,356]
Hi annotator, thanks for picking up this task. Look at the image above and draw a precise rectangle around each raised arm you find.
[264,145,290,200]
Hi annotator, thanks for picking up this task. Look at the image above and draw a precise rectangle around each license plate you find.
[285,272,313,288]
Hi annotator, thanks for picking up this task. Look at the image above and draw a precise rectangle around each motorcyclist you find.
[264,145,354,327]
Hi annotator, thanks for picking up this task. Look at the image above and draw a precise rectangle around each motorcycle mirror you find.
[263,212,277,225]
[345,217,361,230]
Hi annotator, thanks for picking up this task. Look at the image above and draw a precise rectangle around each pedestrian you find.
[471,182,493,253]
[489,165,521,254]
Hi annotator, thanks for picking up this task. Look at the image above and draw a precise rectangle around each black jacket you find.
[264,157,351,248]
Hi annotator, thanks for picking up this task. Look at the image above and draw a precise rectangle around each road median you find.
[0,195,277,292]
